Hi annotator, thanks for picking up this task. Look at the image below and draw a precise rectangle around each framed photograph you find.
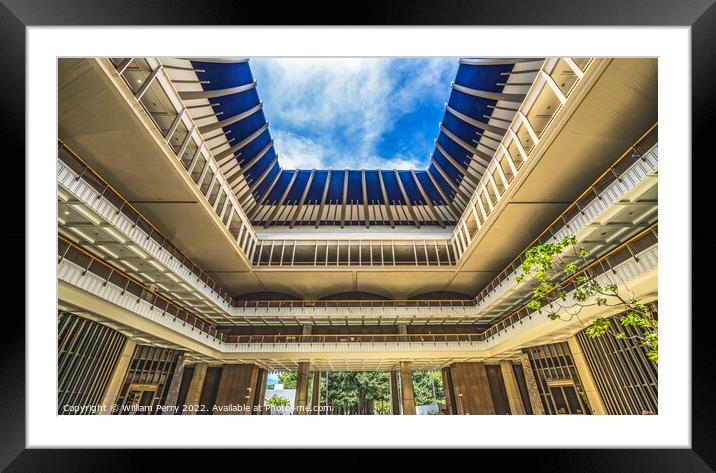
[5,0,710,469]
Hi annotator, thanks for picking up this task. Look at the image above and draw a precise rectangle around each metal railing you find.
[58,221,656,346]
[479,223,658,340]
[471,123,658,308]
[59,117,656,320]
[223,223,657,343]
[58,142,234,306]
[58,235,225,342]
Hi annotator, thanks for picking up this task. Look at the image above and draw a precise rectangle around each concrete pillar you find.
[183,362,208,415]
[294,362,311,415]
[214,364,260,415]
[568,336,608,414]
[98,339,136,415]
[253,368,269,415]
[389,371,401,415]
[162,354,186,413]
[294,325,312,415]
[311,371,321,415]
[449,362,494,414]
[399,361,416,415]
[499,361,526,415]
[441,367,455,415]
[520,353,545,415]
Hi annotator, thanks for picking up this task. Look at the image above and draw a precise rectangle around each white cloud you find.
[250,58,457,170]
[272,130,326,170]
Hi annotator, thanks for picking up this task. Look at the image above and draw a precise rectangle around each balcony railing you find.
[59,118,656,323]
[59,219,655,347]
[471,123,658,308]
[58,142,234,306]
[58,235,225,342]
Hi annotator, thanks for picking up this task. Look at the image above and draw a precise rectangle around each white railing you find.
[58,241,656,354]
[58,156,237,321]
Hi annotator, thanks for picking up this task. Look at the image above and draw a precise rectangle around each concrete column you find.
[389,371,401,415]
[294,362,311,415]
[311,371,321,415]
[293,325,312,416]
[98,339,136,415]
[441,367,455,415]
[449,362,494,414]
[214,364,260,415]
[499,361,526,415]
[399,361,416,415]
[253,368,269,415]
[567,336,608,414]
[162,354,186,413]
[520,353,545,415]
[183,362,208,415]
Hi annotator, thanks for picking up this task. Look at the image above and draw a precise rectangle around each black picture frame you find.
[2,0,710,470]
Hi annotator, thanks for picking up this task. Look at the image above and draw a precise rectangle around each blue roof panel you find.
[346,171,363,203]
[326,170,345,204]
[380,171,405,204]
[365,171,383,204]
[437,132,471,168]
[191,61,254,90]
[236,129,271,166]
[428,164,456,201]
[286,170,312,203]
[442,110,479,146]
[265,170,295,204]
[447,89,496,126]
[433,150,462,185]
[224,109,267,143]
[397,171,424,204]
[252,164,280,200]
[415,171,443,205]
[244,146,277,183]
[212,87,261,119]
[454,63,513,92]
[306,170,328,203]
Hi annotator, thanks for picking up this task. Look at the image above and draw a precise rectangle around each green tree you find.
[277,372,298,389]
[412,371,444,406]
[515,234,658,363]
[265,394,290,407]
[319,371,391,414]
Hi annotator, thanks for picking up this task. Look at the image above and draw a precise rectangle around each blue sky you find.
[250,58,458,170]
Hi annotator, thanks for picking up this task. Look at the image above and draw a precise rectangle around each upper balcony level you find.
[59,57,656,299]
[58,221,657,370]
[58,124,657,327]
